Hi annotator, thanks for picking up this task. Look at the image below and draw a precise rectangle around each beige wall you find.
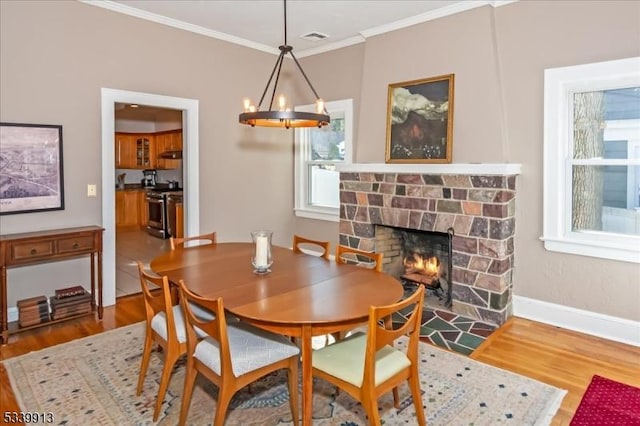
[2,1,639,322]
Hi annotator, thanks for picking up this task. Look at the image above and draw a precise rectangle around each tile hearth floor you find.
[419,308,497,355]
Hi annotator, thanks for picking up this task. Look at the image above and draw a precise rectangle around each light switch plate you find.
[87,184,97,197]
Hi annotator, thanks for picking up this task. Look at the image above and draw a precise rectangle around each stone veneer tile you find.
[420,213,437,231]
[359,238,376,251]
[395,185,406,195]
[452,268,478,286]
[470,217,489,238]
[469,256,491,272]
[437,200,463,214]
[379,183,395,194]
[477,307,508,325]
[443,175,472,187]
[353,222,375,238]
[339,220,354,235]
[340,172,360,181]
[493,190,515,202]
[452,252,471,268]
[453,215,472,235]
[368,207,382,223]
[356,192,368,206]
[409,211,422,229]
[344,182,373,192]
[479,239,511,258]
[488,258,511,274]
[452,235,478,254]
[483,204,508,218]
[374,173,385,181]
[397,174,424,184]
[490,218,515,239]
[462,201,482,216]
[475,273,508,292]
[468,189,496,202]
[489,289,510,310]
[384,174,396,182]
[422,175,444,185]
[340,191,357,204]
[381,209,409,228]
[355,206,369,222]
[471,176,507,188]
[360,173,377,182]
[425,187,443,199]
[434,213,456,232]
[392,197,429,210]
[452,188,468,200]
[367,193,383,206]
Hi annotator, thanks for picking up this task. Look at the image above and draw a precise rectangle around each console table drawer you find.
[11,241,55,261]
[58,236,94,254]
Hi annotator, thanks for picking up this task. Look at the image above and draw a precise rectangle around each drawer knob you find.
[30,248,37,255]
[73,243,79,249]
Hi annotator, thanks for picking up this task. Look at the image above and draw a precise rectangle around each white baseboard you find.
[513,295,640,347]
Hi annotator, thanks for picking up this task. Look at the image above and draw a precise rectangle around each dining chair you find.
[135,261,216,421]
[312,285,426,426]
[335,244,384,272]
[292,234,330,259]
[170,231,217,250]
[176,280,300,426]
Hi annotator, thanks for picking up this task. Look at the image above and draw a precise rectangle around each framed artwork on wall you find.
[0,122,64,215]
[385,74,455,163]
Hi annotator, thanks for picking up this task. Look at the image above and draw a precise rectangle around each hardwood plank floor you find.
[1,296,639,425]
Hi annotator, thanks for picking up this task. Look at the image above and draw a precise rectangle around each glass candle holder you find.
[251,230,273,274]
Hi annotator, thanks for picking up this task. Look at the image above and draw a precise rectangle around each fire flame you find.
[404,253,440,276]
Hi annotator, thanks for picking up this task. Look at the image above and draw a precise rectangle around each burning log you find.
[402,273,440,288]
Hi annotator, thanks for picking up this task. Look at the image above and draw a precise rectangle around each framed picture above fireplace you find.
[0,122,65,215]
[385,74,454,164]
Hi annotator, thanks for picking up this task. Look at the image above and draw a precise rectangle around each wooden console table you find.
[0,226,104,344]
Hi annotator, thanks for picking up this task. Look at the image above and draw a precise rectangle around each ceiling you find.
[86,0,511,57]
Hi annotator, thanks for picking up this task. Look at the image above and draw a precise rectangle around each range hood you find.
[159,150,182,159]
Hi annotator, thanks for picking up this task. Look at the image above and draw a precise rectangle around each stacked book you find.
[17,295,50,328]
[50,286,92,320]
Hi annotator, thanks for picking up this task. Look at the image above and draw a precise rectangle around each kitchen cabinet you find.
[155,130,182,170]
[115,133,156,169]
[115,133,138,169]
[116,189,146,229]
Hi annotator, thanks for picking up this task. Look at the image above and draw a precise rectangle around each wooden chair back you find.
[170,231,217,250]
[292,234,330,259]
[335,244,384,272]
[137,261,179,344]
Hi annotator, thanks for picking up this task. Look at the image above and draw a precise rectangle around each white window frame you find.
[294,99,353,222]
[542,56,640,263]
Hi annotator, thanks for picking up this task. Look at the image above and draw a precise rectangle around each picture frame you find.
[385,74,454,163]
[0,122,65,215]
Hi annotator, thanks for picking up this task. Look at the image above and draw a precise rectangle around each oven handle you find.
[146,197,165,204]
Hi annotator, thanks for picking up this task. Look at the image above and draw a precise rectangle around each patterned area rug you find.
[4,322,566,425]
[570,375,640,425]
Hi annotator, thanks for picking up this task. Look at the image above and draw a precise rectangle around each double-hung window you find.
[294,99,353,222]
[543,57,640,263]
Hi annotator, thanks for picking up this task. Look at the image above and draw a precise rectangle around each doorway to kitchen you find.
[101,88,200,306]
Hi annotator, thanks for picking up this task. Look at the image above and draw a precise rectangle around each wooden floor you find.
[1,296,638,425]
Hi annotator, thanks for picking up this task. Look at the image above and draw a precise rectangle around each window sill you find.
[541,236,640,263]
[294,208,339,223]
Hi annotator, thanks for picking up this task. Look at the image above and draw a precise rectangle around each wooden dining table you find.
[150,242,403,425]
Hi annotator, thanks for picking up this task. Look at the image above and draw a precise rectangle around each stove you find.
[146,187,183,238]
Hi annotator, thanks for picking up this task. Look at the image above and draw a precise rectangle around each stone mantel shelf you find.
[336,163,522,175]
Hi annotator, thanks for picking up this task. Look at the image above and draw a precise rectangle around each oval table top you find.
[150,242,403,327]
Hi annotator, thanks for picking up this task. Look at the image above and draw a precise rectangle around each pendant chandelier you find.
[238,0,330,129]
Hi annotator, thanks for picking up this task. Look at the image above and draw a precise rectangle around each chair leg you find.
[408,372,426,426]
[179,359,198,426]
[392,386,400,408]
[153,348,180,421]
[213,386,235,426]
[136,331,154,395]
[363,392,382,426]
[287,358,300,424]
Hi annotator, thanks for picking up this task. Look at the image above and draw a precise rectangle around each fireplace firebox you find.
[376,226,453,310]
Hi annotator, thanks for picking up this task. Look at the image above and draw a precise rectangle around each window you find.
[543,57,640,263]
[294,99,353,221]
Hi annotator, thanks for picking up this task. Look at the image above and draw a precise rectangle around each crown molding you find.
[81,0,518,57]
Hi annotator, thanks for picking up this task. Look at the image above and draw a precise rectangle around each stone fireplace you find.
[338,164,520,326]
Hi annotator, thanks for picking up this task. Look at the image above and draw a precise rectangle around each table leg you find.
[301,325,313,426]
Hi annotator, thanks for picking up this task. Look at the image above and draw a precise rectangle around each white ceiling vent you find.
[301,32,329,41]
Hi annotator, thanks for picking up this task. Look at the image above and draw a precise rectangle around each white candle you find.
[255,235,268,267]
